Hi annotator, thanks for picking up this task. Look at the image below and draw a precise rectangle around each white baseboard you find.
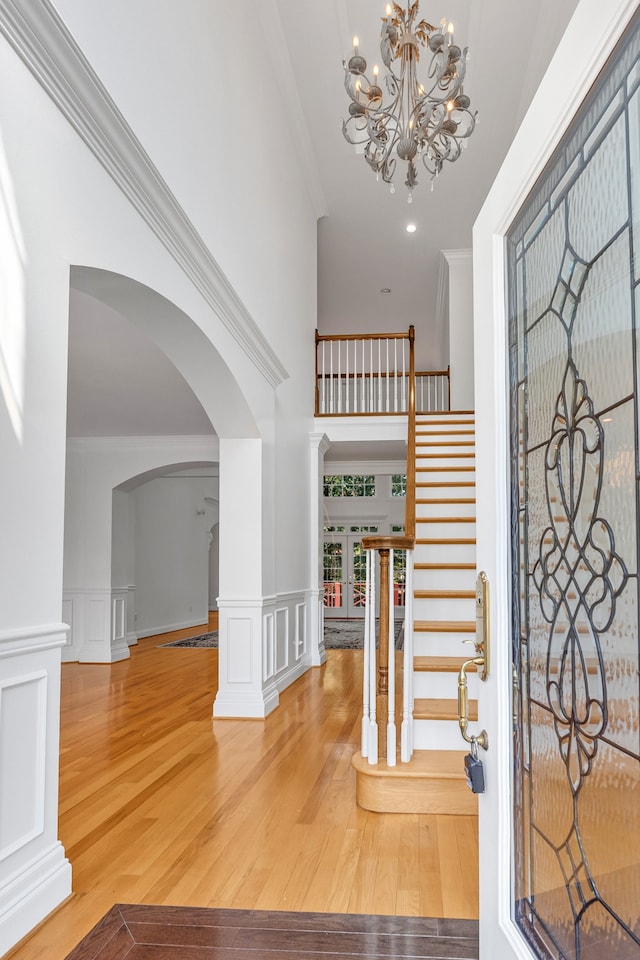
[0,843,72,957]
[212,682,280,719]
[135,616,205,640]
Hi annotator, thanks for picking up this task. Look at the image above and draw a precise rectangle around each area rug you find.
[161,631,218,648]
[161,621,404,650]
[324,619,404,650]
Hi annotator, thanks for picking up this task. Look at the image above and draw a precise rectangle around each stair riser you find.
[413,633,473,657]
[416,469,476,483]
[413,719,468,751]
[416,520,476,538]
[413,671,479,700]
[413,597,476,620]
[415,444,475,456]
[416,502,476,519]
[414,542,476,564]
[413,568,476,590]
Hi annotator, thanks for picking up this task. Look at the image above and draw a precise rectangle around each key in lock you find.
[464,738,485,794]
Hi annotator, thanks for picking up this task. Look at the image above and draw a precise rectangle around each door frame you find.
[473,1,639,957]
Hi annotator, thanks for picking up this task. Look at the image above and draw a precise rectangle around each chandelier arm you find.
[342,0,476,191]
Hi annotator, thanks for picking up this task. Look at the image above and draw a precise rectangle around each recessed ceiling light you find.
[406,223,417,233]
[380,288,392,294]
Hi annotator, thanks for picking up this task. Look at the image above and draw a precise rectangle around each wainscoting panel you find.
[275,607,289,674]
[0,624,71,957]
[263,612,275,682]
[0,671,46,860]
[226,618,253,685]
[296,601,306,660]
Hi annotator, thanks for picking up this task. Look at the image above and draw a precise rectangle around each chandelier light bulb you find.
[342,0,477,192]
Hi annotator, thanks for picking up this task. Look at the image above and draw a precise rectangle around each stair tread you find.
[417,516,475,523]
[414,619,475,632]
[416,481,475,487]
[414,656,478,673]
[417,498,476,504]
[416,538,476,545]
[414,697,478,721]
[415,562,476,570]
[416,441,475,446]
[416,452,475,458]
[417,430,475,435]
[417,466,475,472]
[414,590,475,599]
[352,749,472,781]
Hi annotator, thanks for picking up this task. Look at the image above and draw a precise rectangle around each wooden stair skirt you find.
[352,750,477,815]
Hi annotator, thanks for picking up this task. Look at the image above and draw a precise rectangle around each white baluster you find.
[401,339,407,412]
[387,549,396,765]
[401,551,414,761]
[345,338,350,414]
[362,547,371,758]
[368,549,378,764]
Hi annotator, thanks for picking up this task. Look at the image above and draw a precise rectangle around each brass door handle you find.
[458,657,489,751]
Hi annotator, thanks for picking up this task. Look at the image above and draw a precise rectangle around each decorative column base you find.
[61,590,130,663]
[213,599,280,718]
[0,624,72,956]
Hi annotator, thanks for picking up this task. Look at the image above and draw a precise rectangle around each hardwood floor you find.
[9,615,478,960]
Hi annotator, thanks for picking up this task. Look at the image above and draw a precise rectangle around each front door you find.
[474,1,640,958]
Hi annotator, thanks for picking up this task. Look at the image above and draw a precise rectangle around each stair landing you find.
[352,750,477,815]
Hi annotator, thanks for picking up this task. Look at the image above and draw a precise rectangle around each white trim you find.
[0,0,289,390]
[322,460,407,475]
[0,624,68,659]
[0,843,71,958]
[136,617,205,640]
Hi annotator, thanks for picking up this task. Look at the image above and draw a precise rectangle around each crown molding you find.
[0,0,289,389]
[441,248,473,266]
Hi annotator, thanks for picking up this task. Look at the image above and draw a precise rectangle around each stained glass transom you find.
[507,13,640,960]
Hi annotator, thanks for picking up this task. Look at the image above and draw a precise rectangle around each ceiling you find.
[66,0,579,443]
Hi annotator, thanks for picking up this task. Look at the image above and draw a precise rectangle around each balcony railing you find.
[315,329,449,416]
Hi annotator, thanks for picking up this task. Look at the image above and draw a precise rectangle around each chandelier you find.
[342,2,477,198]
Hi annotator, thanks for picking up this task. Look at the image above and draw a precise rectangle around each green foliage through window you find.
[323,474,375,497]
[391,474,407,497]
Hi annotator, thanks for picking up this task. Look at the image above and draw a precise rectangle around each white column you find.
[214,438,280,718]
[308,433,330,667]
[441,249,474,410]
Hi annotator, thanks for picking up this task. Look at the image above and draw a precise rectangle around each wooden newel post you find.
[377,547,390,759]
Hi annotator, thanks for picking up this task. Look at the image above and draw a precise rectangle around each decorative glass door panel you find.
[324,528,380,618]
[508,13,640,959]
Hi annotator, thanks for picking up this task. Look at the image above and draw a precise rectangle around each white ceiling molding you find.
[256,0,327,220]
[0,0,289,389]
[323,460,407,475]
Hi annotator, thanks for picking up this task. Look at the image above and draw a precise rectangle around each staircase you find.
[352,410,478,814]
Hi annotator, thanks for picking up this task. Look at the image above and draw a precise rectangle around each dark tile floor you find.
[65,905,480,959]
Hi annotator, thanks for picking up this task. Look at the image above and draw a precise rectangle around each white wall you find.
[134,474,217,637]
[0,0,320,946]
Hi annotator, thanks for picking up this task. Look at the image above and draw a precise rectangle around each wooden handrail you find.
[406,325,416,544]
[315,330,410,343]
